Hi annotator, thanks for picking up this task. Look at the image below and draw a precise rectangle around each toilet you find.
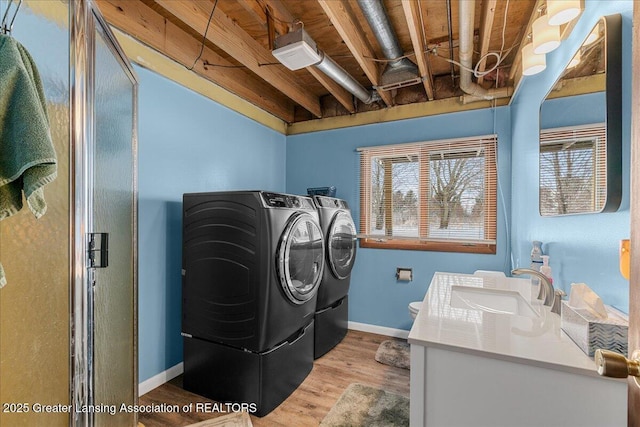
[408,301,422,320]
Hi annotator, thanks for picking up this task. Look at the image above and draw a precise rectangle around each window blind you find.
[358,135,497,251]
[539,123,606,216]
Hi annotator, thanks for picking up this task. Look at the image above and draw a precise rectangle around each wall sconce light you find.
[547,0,582,26]
[533,14,561,54]
[522,42,546,76]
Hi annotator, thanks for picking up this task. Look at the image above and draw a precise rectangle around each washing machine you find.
[181,190,324,416]
[312,195,357,358]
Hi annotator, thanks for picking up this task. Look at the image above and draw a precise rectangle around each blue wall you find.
[510,0,633,313]
[137,67,286,382]
[287,107,513,331]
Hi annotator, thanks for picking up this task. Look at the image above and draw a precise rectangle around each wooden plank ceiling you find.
[96,0,545,125]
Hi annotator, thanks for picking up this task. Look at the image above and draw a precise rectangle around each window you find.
[539,124,606,216]
[358,135,497,254]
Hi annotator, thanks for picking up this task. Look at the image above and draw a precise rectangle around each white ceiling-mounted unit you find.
[272,28,322,70]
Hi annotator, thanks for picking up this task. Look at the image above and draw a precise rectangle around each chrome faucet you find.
[511,268,561,314]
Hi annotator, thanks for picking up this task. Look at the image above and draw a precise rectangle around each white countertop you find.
[408,272,607,377]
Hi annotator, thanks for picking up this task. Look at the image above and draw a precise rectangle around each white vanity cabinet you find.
[408,272,627,427]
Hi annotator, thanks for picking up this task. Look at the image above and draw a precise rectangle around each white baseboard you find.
[348,321,409,340]
[139,362,184,397]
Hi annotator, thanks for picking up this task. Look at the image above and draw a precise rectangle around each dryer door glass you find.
[278,213,325,304]
[328,211,357,279]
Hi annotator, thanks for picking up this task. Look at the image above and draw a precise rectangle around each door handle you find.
[595,349,640,386]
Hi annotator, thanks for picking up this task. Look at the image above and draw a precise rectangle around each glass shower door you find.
[90,7,137,427]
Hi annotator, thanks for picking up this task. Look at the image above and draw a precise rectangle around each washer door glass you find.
[278,213,324,304]
[328,211,357,280]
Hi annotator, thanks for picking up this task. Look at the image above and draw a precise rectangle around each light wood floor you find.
[138,330,410,427]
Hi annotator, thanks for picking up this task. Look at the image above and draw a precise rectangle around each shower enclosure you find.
[71,1,138,426]
[0,1,138,426]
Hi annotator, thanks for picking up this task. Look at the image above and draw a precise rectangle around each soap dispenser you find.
[530,241,543,271]
[540,255,553,285]
[529,241,543,289]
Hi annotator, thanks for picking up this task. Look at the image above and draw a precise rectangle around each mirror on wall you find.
[539,14,622,216]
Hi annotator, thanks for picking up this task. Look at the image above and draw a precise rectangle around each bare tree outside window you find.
[429,153,485,239]
[540,139,598,216]
[370,156,419,237]
[539,125,607,216]
[359,135,497,253]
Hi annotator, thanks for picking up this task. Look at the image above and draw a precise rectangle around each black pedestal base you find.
[183,320,314,417]
[314,296,348,359]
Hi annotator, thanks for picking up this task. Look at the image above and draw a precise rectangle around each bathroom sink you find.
[449,285,539,318]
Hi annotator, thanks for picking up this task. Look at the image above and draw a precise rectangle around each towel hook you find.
[1,0,22,35]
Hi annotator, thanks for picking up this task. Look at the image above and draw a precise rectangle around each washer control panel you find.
[314,195,349,209]
[261,192,314,210]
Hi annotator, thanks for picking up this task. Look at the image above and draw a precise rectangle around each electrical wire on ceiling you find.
[202,60,245,69]
[431,44,516,75]
[263,12,299,29]
[188,0,515,99]
[188,0,219,71]
[364,52,416,63]
[474,0,511,82]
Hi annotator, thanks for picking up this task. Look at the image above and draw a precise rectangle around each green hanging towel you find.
[0,34,57,288]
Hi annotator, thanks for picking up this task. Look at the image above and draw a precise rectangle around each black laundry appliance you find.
[312,195,357,358]
[181,191,325,416]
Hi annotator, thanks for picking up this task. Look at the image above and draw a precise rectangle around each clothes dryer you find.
[312,195,357,358]
[181,190,324,415]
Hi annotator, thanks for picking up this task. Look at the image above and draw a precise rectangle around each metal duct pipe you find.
[357,0,419,88]
[458,0,511,102]
[357,0,403,66]
[314,52,378,104]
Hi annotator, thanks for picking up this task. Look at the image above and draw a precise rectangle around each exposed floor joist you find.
[401,0,435,100]
[241,0,356,114]
[238,0,290,36]
[93,0,560,128]
[307,67,357,113]
[98,0,296,122]
[154,0,322,118]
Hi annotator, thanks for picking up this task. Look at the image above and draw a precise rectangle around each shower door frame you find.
[69,1,139,426]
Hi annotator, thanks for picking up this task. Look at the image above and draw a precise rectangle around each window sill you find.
[359,238,496,254]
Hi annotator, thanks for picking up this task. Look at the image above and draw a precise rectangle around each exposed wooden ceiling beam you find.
[401,0,435,100]
[154,0,322,118]
[238,0,291,37]
[317,0,394,107]
[266,0,357,113]
[239,0,356,113]
[238,0,269,31]
[476,0,497,85]
[97,0,295,122]
[306,67,356,113]
[262,0,295,34]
